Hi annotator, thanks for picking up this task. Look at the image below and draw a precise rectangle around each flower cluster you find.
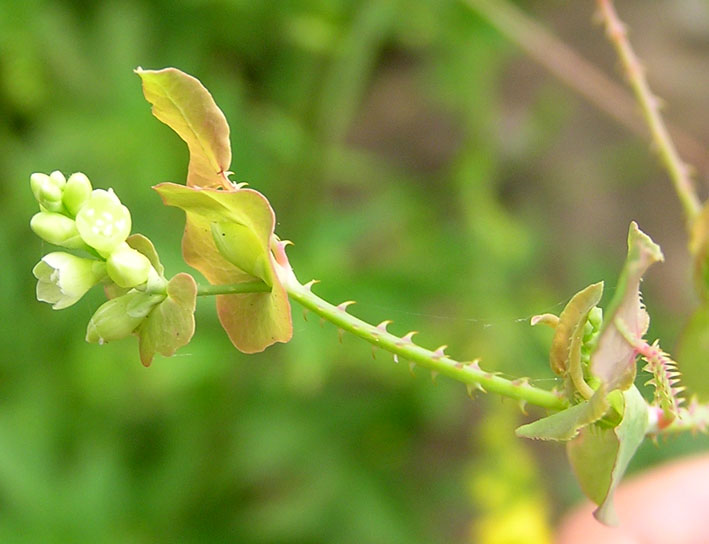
[30,171,166,344]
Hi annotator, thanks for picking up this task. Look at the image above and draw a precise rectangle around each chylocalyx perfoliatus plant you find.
[28,45,709,527]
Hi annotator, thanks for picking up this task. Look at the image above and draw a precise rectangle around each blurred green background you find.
[2,0,709,542]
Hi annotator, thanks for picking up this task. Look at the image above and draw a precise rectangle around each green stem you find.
[596,0,701,226]
[196,281,271,296]
[279,270,567,411]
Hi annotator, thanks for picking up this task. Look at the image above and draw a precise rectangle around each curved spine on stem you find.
[280,269,567,411]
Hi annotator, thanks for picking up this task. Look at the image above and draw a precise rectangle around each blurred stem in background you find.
[465,0,709,188]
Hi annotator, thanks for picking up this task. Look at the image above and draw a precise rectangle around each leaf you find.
[590,222,663,391]
[515,387,608,441]
[550,281,604,376]
[135,67,232,188]
[127,233,165,277]
[677,303,709,402]
[137,272,197,366]
[566,386,649,526]
[154,182,292,353]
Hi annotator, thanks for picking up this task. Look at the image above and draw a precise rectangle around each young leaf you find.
[137,272,197,366]
[127,233,165,277]
[566,385,649,526]
[515,387,608,441]
[135,67,232,189]
[154,182,292,353]
[550,282,603,376]
[590,222,663,391]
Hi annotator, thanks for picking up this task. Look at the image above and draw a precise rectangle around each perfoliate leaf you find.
[135,67,232,188]
[515,387,608,441]
[590,222,663,391]
[154,182,292,353]
[550,281,603,376]
[566,386,649,526]
[137,273,197,366]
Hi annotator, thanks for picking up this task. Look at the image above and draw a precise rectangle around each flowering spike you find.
[337,301,356,312]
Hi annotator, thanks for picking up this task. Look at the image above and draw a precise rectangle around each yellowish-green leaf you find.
[135,67,232,188]
[137,272,197,366]
[566,386,649,526]
[154,182,292,353]
[550,281,603,377]
[126,233,164,277]
[515,387,608,441]
[590,222,663,391]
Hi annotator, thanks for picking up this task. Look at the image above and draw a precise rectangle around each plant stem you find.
[278,270,567,411]
[463,0,709,179]
[649,402,709,436]
[196,281,271,296]
[596,0,701,226]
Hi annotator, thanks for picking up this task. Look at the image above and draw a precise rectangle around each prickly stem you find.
[278,268,567,411]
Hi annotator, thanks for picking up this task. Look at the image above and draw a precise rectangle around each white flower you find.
[33,252,106,310]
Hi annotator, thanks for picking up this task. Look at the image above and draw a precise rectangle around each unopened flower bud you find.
[75,189,132,257]
[49,170,67,188]
[30,173,64,212]
[62,172,93,216]
[30,212,85,249]
[33,252,106,310]
[107,244,152,288]
[85,290,162,344]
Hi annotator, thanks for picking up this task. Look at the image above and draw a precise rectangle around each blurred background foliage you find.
[2,0,709,542]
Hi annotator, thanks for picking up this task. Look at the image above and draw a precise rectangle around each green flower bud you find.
[49,170,67,188]
[106,243,152,288]
[75,189,132,257]
[62,172,93,216]
[30,173,64,212]
[86,290,163,344]
[30,212,85,249]
[30,173,50,202]
[33,252,106,310]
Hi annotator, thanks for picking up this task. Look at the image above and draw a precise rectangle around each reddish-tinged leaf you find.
[135,67,232,188]
[138,272,197,366]
[154,182,292,353]
[590,222,663,391]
